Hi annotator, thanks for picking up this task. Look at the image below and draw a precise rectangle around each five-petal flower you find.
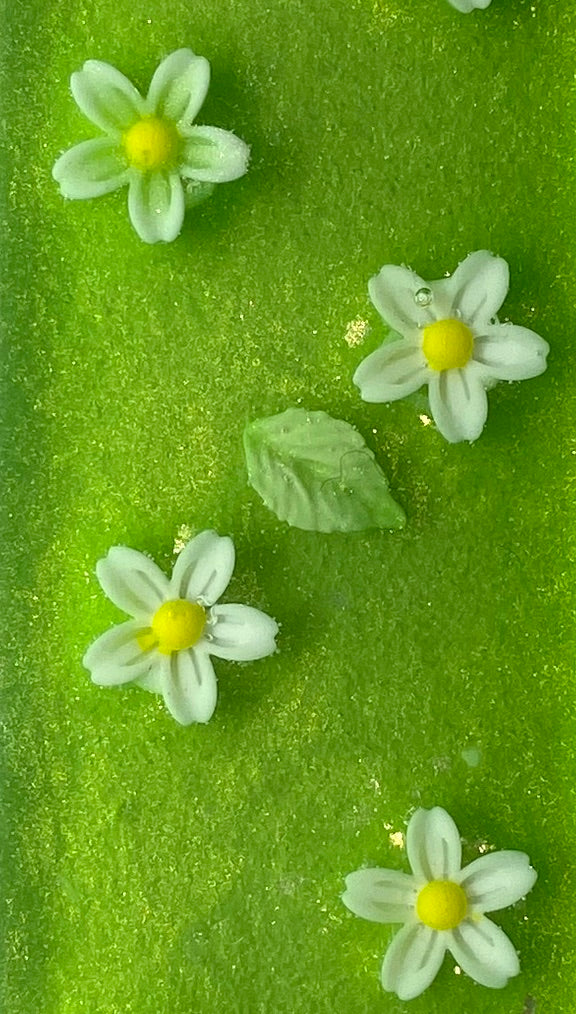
[53,49,250,243]
[83,531,278,725]
[342,806,537,1000]
[353,250,549,443]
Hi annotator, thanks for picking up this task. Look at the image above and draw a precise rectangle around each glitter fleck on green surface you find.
[1,1,575,1011]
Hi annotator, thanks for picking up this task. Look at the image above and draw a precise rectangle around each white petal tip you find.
[170,709,215,727]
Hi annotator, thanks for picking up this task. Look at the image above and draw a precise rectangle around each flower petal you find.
[207,604,279,661]
[127,170,185,243]
[52,138,128,199]
[353,339,428,403]
[448,0,492,9]
[457,850,537,913]
[170,531,235,606]
[83,620,152,686]
[135,668,165,694]
[427,365,488,443]
[473,324,549,381]
[96,546,170,619]
[448,916,520,989]
[342,867,417,924]
[368,264,428,337]
[443,250,509,328]
[406,807,462,882]
[147,49,210,124]
[381,922,446,1000]
[70,59,145,134]
[180,126,250,183]
[158,648,217,725]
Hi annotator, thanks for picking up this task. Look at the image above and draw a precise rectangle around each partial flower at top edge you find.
[447,0,492,12]
[52,49,250,243]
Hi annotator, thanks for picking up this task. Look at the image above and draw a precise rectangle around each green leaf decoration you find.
[243,408,406,533]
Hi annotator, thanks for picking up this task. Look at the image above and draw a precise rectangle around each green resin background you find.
[1,0,575,1010]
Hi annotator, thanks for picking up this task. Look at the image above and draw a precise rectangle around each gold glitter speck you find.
[344,317,368,347]
[173,524,194,554]
[388,830,405,849]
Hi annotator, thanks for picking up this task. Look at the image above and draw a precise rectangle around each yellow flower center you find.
[138,599,206,655]
[123,116,181,171]
[416,880,468,931]
[422,318,474,371]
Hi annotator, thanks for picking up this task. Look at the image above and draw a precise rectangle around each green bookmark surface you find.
[1,1,575,1011]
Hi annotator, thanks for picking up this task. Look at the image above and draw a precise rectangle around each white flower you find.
[447,0,492,11]
[342,806,537,1001]
[53,49,250,243]
[353,250,549,443]
[83,531,278,725]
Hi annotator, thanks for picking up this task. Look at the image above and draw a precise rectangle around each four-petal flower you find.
[53,49,250,243]
[343,806,537,1000]
[353,250,549,443]
[83,531,278,725]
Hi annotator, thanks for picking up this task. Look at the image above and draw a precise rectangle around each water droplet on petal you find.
[414,287,433,307]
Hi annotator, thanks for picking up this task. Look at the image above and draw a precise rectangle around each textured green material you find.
[1,1,575,1012]
[244,408,406,532]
